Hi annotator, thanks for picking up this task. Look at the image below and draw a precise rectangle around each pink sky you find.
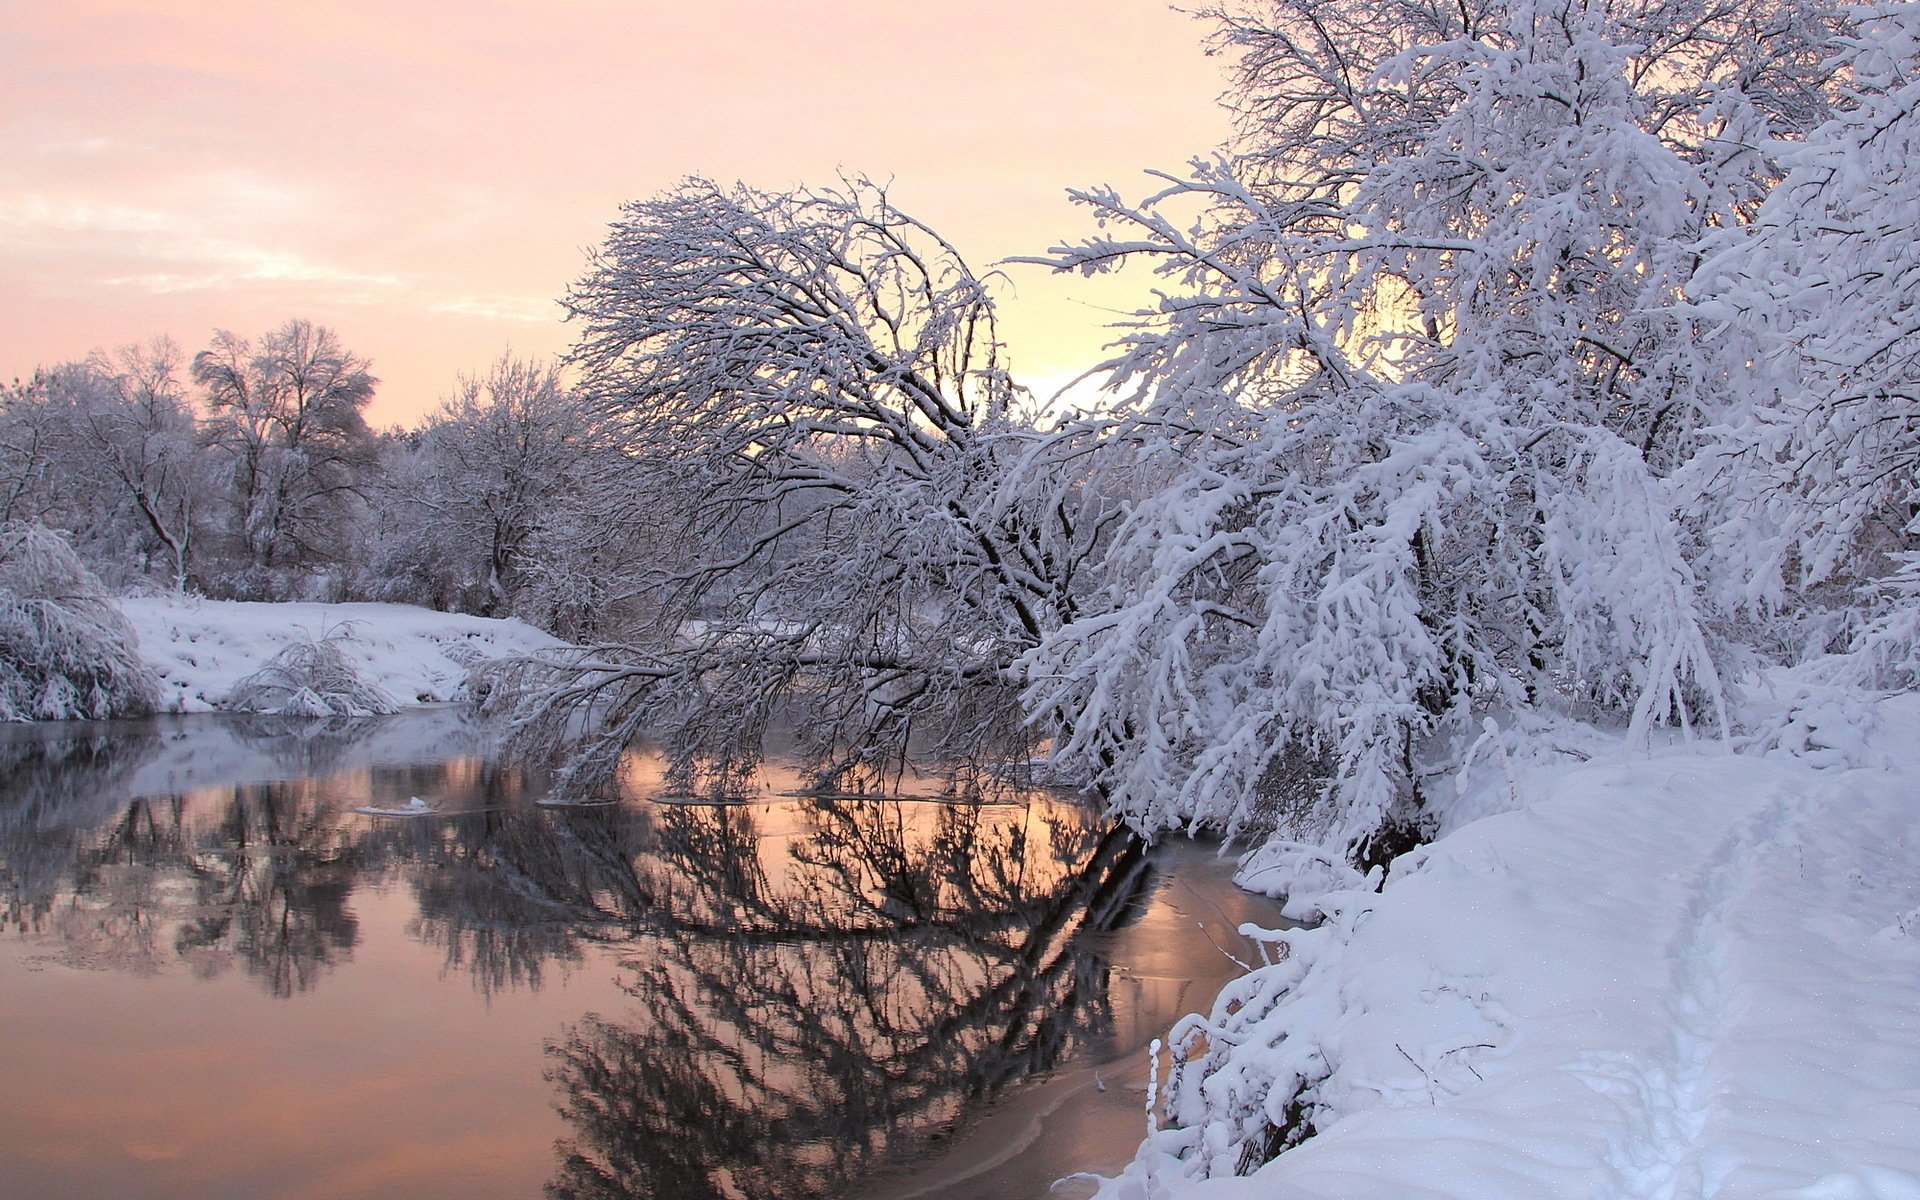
[1,1,1231,426]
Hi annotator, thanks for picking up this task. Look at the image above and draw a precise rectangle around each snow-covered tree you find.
[505,475,656,641]
[0,344,208,591]
[426,356,590,617]
[493,178,1103,797]
[0,374,71,530]
[1692,3,1920,679]
[359,354,619,623]
[193,319,377,591]
[351,431,477,613]
[73,340,205,591]
[1021,0,1840,860]
[0,523,159,721]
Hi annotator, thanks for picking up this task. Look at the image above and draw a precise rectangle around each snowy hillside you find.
[1105,689,1920,1199]
[119,596,565,713]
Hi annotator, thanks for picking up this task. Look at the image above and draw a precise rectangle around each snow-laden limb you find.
[1097,689,1920,1199]
[498,178,1112,795]
[1200,0,1837,210]
[1025,386,1725,867]
[1022,384,1499,857]
[1691,4,1920,681]
[0,523,159,721]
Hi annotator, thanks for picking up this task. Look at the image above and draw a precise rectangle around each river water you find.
[0,708,1278,1200]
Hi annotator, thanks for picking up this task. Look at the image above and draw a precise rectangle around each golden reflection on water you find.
[0,711,1274,1200]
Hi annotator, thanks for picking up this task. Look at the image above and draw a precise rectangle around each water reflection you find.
[545,802,1146,1200]
[0,712,1174,1200]
[171,783,363,996]
[403,799,611,996]
[0,722,162,937]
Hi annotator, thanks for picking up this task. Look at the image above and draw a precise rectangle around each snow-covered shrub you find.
[221,623,401,717]
[0,523,160,721]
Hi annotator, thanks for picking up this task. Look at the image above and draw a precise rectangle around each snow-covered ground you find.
[118,596,564,713]
[1107,688,1920,1200]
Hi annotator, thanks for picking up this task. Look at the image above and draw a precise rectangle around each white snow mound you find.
[119,597,565,714]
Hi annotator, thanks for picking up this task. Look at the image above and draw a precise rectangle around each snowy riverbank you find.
[117,596,564,713]
[1106,686,1920,1199]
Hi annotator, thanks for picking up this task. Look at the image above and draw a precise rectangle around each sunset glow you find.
[2,1,1230,424]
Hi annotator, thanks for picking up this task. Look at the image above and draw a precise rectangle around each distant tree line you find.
[0,320,635,639]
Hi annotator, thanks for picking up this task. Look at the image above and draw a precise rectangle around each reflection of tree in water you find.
[4,716,1154,1199]
[224,712,394,778]
[2,718,587,999]
[397,767,650,997]
[226,710,489,780]
[0,720,494,997]
[171,781,362,997]
[2,728,363,992]
[545,796,1151,1200]
[0,722,163,944]
[52,794,195,975]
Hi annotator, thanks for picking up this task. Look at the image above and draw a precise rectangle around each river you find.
[0,708,1279,1200]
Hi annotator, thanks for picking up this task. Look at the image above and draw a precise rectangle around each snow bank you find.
[118,597,565,713]
[1109,691,1920,1199]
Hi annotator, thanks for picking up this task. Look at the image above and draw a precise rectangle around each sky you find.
[1,1,1232,426]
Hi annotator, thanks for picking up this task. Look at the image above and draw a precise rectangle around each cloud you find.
[1,191,401,295]
[425,293,559,323]
[102,250,402,294]
[0,194,171,235]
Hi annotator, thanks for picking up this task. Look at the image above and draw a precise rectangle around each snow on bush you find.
[221,622,402,717]
[0,523,159,721]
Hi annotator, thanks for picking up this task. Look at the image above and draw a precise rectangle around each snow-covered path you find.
[1111,698,1920,1200]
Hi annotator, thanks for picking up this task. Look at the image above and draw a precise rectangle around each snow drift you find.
[1098,687,1920,1199]
[117,596,565,715]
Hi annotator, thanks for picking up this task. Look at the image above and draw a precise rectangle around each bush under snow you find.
[221,623,402,717]
[0,524,159,721]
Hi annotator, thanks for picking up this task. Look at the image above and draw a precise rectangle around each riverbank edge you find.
[1095,680,1920,1199]
[115,595,565,714]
